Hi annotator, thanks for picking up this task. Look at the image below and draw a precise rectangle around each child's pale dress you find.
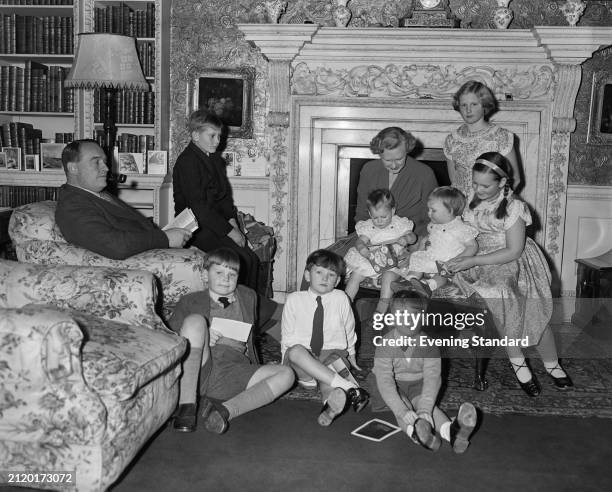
[452,193,553,345]
[344,215,413,278]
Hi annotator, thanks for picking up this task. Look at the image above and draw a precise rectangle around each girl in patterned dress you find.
[444,80,521,198]
[344,189,416,314]
[444,152,573,397]
[402,186,478,292]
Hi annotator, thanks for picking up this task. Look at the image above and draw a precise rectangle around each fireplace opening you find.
[344,148,450,235]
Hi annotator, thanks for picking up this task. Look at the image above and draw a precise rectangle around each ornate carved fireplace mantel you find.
[238,25,612,293]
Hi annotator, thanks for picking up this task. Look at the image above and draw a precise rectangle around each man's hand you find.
[165,228,191,248]
[402,410,419,427]
[228,227,246,247]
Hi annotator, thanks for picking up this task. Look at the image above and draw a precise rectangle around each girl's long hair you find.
[469,152,513,219]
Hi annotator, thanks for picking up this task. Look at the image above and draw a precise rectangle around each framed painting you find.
[188,67,255,139]
[118,152,145,174]
[1,147,21,170]
[587,70,612,145]
[24,154,40,171]
[40,143,66,172]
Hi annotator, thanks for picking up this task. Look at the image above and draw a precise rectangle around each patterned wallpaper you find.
[169,0,612,184]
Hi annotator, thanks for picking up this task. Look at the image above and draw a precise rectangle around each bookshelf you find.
[0,1,75,150]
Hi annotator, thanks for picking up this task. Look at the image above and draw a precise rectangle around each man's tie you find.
[310,296,324,356]
[218,297,231,308]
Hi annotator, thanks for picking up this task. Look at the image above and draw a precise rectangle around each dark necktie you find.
[310,296,324,356]
[218,297,231,308]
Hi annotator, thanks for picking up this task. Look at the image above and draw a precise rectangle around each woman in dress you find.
[444,81,521,198]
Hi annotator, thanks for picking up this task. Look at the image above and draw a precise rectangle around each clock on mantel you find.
[400,0,457,27]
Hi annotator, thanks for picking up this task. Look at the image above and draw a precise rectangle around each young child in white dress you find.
[344,189,417,314]
[402,186,478,292]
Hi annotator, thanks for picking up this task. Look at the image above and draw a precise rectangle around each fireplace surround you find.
[238,25,612,293]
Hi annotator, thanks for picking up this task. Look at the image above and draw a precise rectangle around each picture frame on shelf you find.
[1,147,21,170]
[587,70,612,145]
[147,150,168,175]
[187,67,255,139]
[0,152,7,171]
[24,154,40,171]
[118,152,146,174]
[222,151,241,176]
[40,143,66,172]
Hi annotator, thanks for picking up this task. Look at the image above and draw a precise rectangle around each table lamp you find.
[64,33,149,186]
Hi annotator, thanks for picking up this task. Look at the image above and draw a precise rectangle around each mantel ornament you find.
[264,0,288,24]
[333,0,352,27]
[560,0,586,27]
[493,0,513,29]
[400,0,456,28]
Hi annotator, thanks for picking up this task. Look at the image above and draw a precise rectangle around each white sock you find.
[331,374,357,391]
[510,357,532,383]
[440,420,451,442]
[543,360,567,378]
[424,278,438,290]
[406,424,418,443]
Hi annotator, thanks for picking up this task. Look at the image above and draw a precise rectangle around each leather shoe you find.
[472,374,488,391]
[546,363,573,390]
[173,403,197,433]
[201,398,229,434]
[413,418,441,451]
[347,387,370,412]
[451,402,477,454]
[510,360,541,397]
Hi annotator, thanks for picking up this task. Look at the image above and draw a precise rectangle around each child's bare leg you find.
[345,272,365,300]
[285,345,357,391]
[174,314,208,432]
[376,270,400,313]
[535,325,572,387]
[317,381,348,426]
[423,274,447,291]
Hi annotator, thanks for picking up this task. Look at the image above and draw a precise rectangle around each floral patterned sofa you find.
[0,259,188,491]
[8,200,207,320]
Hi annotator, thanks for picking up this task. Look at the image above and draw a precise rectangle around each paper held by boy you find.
[163,208,199,233]
[210,317,252,343]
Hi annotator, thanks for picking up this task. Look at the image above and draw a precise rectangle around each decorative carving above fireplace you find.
[237,24,612,292]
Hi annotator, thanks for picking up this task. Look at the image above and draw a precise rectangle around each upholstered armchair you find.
[0,260,188,491]
[8,200,207,319]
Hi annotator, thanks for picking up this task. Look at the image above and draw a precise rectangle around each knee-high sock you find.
[179,346,203,405]
[223,380,275,420]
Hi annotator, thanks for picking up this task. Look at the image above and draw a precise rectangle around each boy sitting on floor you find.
[372,290,478,453]
[282,249,369,426]
[170,247,294,434]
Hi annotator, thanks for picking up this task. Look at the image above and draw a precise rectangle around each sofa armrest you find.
[1,261,161,328]
[0,306,106,445]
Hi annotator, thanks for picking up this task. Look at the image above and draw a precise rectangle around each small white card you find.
[210,317,252,343]
[162,207,198,233]
[351,419,401,442]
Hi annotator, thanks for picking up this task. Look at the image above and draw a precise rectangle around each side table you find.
[572,249,612,337]
[0,207,15,260]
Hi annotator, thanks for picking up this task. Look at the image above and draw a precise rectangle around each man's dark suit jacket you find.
[172,142,237,252]
[168,284,260,364]
[56,184,168,260]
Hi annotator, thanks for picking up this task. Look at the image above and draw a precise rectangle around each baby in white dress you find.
[402,186,478,292]
[344,189,417,313]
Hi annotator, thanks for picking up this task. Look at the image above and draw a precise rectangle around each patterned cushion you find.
[8,200,66,243]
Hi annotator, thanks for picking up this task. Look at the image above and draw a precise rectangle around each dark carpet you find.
[111,399,611,492]
[259,321,612,419]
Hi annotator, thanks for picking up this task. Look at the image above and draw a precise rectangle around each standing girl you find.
[444,152,572,396]
[444,80,521,198]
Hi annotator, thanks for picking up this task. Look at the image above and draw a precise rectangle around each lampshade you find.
[64,33,149,90]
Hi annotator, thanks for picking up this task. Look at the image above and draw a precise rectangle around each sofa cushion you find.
[9,200,66,244]
[72,311,186,401]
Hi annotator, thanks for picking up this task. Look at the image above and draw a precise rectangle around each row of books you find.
[137,40,155,78]
[1,121,42,157]
[0,1,72,5]
[0,185,59,209]
[0,14,74,54]
[94,3,155,39]
[93,89,155,125]
[0,62,74,113]
[93,130,155,154]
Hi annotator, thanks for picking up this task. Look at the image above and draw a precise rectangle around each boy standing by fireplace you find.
[169,247,294,434]
[282,249,369,426]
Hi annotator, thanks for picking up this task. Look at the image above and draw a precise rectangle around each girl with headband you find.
[444,152,572,397]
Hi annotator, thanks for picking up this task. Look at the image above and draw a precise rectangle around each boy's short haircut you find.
[188,109,224,133]
[204,247,241,272]
[390,289,430,314]
[367,188,395,210]
[429,186,467,216]
[305,249,345,277]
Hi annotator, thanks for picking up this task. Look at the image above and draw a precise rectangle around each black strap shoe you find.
[510,360,541,397]
[173,403,197,433]
[347,387,370,412]
[546,363,573,390]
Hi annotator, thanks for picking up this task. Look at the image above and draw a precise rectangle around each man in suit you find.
[56,139,191,259]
